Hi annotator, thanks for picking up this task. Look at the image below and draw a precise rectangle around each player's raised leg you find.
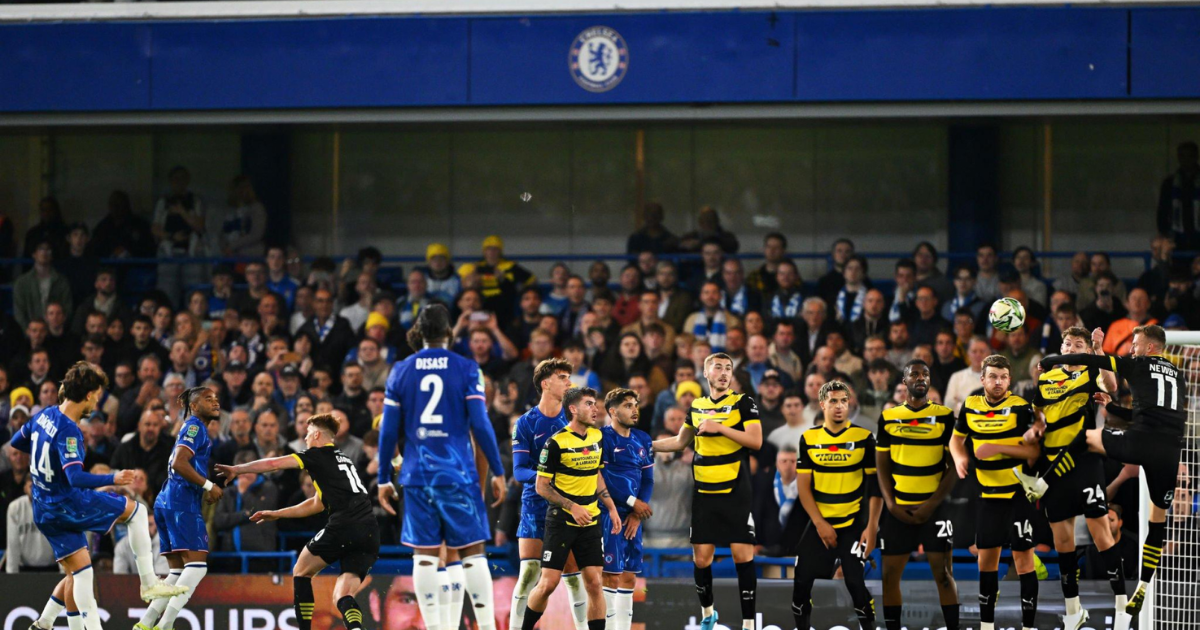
[121,497,190,602]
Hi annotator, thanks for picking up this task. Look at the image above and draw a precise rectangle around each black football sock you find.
[521,605,544,630]
[587,620,605,630]
[791,600,811,630]
[294,577,314,630]
[883,605,902,630]
[1100,545,1128,596]
[735,561,757,623]
[941,603,960,630]
[694,564,714,609]
[336,596,363,630]
[1019,570,1039,628]
[1059,549,1079,600]
[1141,521,1166,584]
[978,570,998,624]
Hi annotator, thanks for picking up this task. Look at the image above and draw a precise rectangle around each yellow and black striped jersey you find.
[797,423,877,529]
[538,426,604,527]
[877,402,954,505]
[686,392,760,494]
[1032,366,1102,458]
[953,393,1034,499]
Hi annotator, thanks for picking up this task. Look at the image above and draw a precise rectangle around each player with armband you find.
[376,304,508,630]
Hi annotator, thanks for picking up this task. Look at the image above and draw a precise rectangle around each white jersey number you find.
[29,432,55,482]
[1151,373,1179,410]
[419,374,444,425]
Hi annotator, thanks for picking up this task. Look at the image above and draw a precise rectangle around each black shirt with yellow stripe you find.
[1032,366,1102,459]
[877,402,954,506]
[953,393,1034,500]
[538,426,604,527]
[797,423,878,529]
[685,392,760,494]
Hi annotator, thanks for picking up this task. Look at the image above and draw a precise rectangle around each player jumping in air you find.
[653,352,762,630]
[14,362,187,630]
[599,388,654,630]
[510,358,591,630]
[137,386,225,630]
[1034,324,1186,620]
[217,413,380,630]
[1020,327,1127,630]
[376,304,507,630]
[876,361,959,630]
[950,355,1041,630]
[793,380,881,630]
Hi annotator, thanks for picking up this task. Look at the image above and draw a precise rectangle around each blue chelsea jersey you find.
[512,405,569,508]
[14,407,88,507]
[600,426,654,515]
[387,347,487,487]
[155,416,213,513]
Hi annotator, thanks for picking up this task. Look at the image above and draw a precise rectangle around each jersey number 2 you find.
[420,374,444,424]
[1151,373,1179,410]
[29,433,55,482]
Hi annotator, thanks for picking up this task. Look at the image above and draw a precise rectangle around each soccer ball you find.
[989,297,1026,332]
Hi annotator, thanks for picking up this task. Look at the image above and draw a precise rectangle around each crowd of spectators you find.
[0,165,1198,574]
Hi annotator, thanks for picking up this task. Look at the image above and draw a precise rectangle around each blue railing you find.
[209,550,298,573]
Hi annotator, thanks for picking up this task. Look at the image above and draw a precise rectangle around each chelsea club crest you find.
[569,26,629,93]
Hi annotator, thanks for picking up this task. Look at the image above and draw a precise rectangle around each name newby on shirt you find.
[1148,361,1177,376]
[416,357,449,370]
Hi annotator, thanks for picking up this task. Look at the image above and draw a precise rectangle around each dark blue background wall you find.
[0,6,1196,112]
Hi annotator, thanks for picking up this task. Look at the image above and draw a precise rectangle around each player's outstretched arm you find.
[252,494,324,523]
[651,423,694,453]
[63,464,117,489]
[1041,353,1114,374]
[214,455,299,484]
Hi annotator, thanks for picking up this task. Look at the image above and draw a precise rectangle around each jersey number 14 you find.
[29,433,56,482]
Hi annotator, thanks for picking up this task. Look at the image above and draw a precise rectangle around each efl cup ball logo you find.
[570,27,629,93]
